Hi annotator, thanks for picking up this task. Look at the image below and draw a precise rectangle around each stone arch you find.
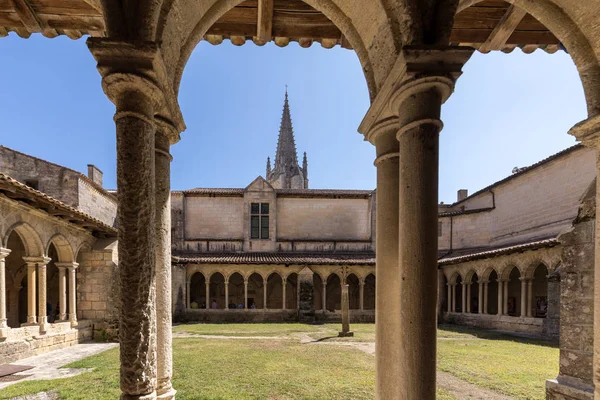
[74,241,93,262]
[346,273,361,310]
[364,273,376,310]
[499,262,522,281]
[3,222,44,257]
[189,271,206,308]
[247,272,264,309]
[266,272,283,309]
[46,233,75,263]
[457,0,600,116]
[464,269,478,284]
[227,272,245,308]
[481,266,500,282]
[523,259,549,279]
[285,272,299,310]
[208,271,225,309]
[449,271,462,285]
[166,0,382,100]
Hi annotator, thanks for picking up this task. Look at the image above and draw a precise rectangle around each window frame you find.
[250,202,270,240]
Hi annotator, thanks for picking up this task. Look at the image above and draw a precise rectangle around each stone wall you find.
[77,179,117,227]
[184,196,245,239]
[444,312,544,336]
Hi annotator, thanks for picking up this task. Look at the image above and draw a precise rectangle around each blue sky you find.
[0,35,586,204]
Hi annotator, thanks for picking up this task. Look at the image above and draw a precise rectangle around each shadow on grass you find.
[438,323,559,348]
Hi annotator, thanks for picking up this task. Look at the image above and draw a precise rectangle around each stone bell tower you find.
[266,89,308,189]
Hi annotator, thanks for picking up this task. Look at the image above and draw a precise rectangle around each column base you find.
[38,322,50,333]
[156,387,176,400]
[338,331,354,337]
[0,326,10,339]
[21,322,38,327]
[121,392,157,400]
[546,377,593,400]
[70,320,79,328]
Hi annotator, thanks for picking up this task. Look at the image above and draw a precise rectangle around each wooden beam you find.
[257,0,273,42]
[8,0,42,32]
[479,5,527,52]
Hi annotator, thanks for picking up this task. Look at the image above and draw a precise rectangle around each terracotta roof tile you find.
[173,252,375,265]
[438,238,559,265]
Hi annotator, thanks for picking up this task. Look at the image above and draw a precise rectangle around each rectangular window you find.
[250,203,270,239]
[438,221,443,237]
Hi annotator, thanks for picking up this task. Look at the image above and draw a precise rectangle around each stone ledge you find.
[546,377,593,400]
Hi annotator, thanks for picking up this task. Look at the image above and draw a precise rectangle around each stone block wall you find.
[77,179,117,227]
[443,313,545,336]
[77,246,119,335]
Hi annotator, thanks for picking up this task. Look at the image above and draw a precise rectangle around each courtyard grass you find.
[0,323,557,400]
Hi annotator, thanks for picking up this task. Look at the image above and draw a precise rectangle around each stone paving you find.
[0,342,117,391]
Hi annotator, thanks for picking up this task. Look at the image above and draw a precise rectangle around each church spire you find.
[267,88,307,189]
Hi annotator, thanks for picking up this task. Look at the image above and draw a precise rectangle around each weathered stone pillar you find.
[206,280,210,308]
[297,267,314,322]
[359,280,365,311]
[478,282,483,314]
[322,280,327,312]
[503,279,509,315]
[35,258,51,332]
[451,283,456,312]
[155,123,175,400]
[68,264,78,327]
[466,283,471,313]
[186,278,190,309]
[244,279,248,309]
[520,278,527,317]
[224,279,229,310]
[263,278,268,310]
[446,283,451,312]
[497,280,503,315]
[88,38,185,400]
[338,284,353,337]
[282,277,287,310]
[461,283,466,313]
[0,248,11,338]
[483,281,489,314]
[55,264,68,321]
[526,279,533,317]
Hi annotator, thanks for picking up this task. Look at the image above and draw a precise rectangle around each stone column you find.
[461,283,467,313]
[0,248,11,338]
[503,279,509,315]
[483,281,489,314]
[520,278,527,317]
[322,280,327,312]
[526,279,533,317]
[186,278,190,309]
[263,278,268,310]
[23,259,37,325]
[36,258,51,332]
[359,280,365,311]
[96,70,161,399]
[392,73,458,400]
[68,264,78,327]
[244,279,248,309]
[466,283,471,313]
[55,264,68,320]
[478,282,483,314]
[206,280,210,308]
[497,280,503,315]
[451,284,456,312]
[224,279,229,310]
[446,284,451,312]
[282,278,287,310]
[338,284,353,337]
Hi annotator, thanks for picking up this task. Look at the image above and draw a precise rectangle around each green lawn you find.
[0,323,557,400]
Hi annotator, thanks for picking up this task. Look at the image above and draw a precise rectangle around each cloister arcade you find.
[2,0,600,398]
[440,246,561,337]
[184,265,376,314]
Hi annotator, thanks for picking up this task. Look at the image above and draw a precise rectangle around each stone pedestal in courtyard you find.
[546,179,595,400]
[338,284,353,337]
[297,267,315,323]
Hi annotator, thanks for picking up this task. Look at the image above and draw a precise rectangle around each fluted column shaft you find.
[0,249,11,338]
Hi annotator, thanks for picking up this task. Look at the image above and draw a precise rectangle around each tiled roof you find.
[454,145,584,206]
[438,207,494,217]
[0,172,117,238]
[180,187,373,198]
[438,238,559,265]
[173,252,376,265]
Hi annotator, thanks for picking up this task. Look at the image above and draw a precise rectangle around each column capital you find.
[86,38,185,144]
[0,248,10,259]
[55,262,79,270]
[22,256,51,267]
[358,46,474,139]
[569,115,600,148]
